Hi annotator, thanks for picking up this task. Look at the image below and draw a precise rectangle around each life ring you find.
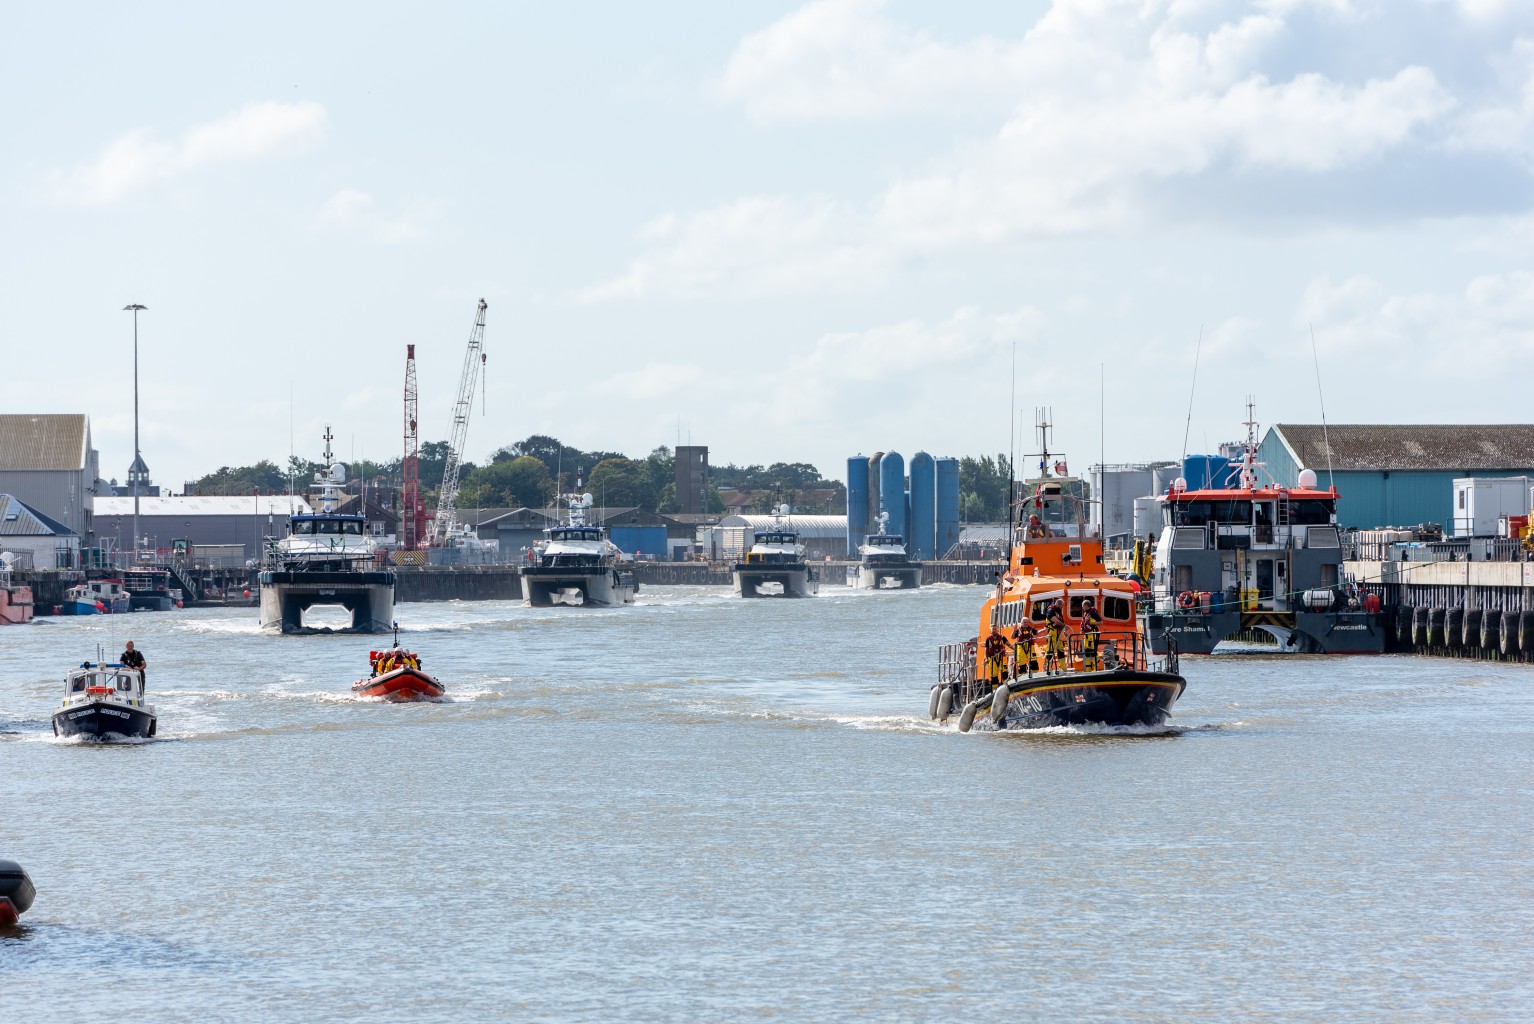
[1177,591,1197,610]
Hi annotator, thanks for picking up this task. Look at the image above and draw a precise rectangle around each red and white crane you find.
[430,298,488,546]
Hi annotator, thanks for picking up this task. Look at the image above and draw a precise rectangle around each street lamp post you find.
[123,303,147,563]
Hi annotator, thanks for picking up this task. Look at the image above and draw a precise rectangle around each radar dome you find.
[1297,468,1318,488]
[582,493,594,506]
[1172,477,1187,492]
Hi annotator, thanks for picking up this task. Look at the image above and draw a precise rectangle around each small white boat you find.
[52,660,157,740]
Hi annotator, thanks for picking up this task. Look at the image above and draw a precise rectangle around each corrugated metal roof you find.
[93,495,314,516]
[0,414,88,471]
[0,494,77,536]
[1274,424,1534,472]
[719,514,847,537]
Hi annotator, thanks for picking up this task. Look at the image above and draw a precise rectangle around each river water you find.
[3,584,1532,1022]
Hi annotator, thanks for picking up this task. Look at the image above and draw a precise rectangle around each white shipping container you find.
[1451,477,1533,538]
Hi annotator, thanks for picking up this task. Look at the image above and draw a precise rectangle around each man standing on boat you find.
[1011,621,1036,678]
[1081,598,1103,671]
[1044,600,1067,674]
[120,640,147,688]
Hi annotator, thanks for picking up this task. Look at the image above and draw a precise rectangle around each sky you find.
[4,0,1532,490]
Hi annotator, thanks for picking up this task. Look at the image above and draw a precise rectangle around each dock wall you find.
[395,566,523,602]
[1351,559,1534,662]
[634,561,1007,587]
[15,570,84,612]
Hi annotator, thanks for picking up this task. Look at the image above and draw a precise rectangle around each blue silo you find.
[1182,454,1226,491]
[908,451,936,559]
[936,457,960,559]
[868,452,884,540]
[846,455,870,557]
[879,451,906,542]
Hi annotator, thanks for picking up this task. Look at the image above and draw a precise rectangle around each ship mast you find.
[1236,398,1260,491]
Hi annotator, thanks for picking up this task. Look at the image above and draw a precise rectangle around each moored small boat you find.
[0,563,33,625]
[353,646,444,702]
[52,661,157,740]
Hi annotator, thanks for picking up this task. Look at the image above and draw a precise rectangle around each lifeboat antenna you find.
[1309,323,1335,491]
[1180,323,1203,462]
[1007,341,1017,559]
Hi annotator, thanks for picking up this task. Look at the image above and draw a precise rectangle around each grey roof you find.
[95,495,313,516]
[1273,424,1534,472]
[719,514,847,538]
[0,414,88,471]
[0,494,78,537]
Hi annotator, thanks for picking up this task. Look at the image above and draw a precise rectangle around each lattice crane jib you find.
[432,298,488,545]
[403,343,422,550]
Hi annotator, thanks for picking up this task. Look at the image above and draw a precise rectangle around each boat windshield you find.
[552,528,602,542]
[1020,487,1091,538]
[756,532,796,545]
[1289,498,1336,524]
[292,518,364,536]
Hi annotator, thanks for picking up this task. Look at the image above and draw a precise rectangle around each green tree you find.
[959,454,1013,522]
[458,456,555,509]
[190,460,287,494]
[586,457,657,510]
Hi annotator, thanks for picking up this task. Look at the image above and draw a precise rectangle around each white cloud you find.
[720,0,1028,122]
[51,100,327,205]
[1446,38,1534,162]
[592,0,1498,300]
[579,196,888,300]
[1300,269,1534,373]
[317,188,438,243]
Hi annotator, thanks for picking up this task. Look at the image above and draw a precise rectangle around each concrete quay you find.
[1352,558,1534,662]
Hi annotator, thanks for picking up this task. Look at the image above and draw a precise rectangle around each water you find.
[4,585,1533,1022]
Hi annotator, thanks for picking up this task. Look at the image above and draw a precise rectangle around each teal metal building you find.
[1256,424,1534,531]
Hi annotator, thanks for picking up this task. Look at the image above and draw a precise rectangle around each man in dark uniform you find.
[120,640,147,689]
[1080,597,1103,671]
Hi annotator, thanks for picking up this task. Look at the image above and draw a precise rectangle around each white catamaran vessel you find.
[258,429,395,633]
[848,510,922,590]
[732,505,820,598]
[520,493,638,607]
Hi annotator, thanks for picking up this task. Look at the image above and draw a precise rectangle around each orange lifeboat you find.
[352,647,444,702]
[931,437,1186,732]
